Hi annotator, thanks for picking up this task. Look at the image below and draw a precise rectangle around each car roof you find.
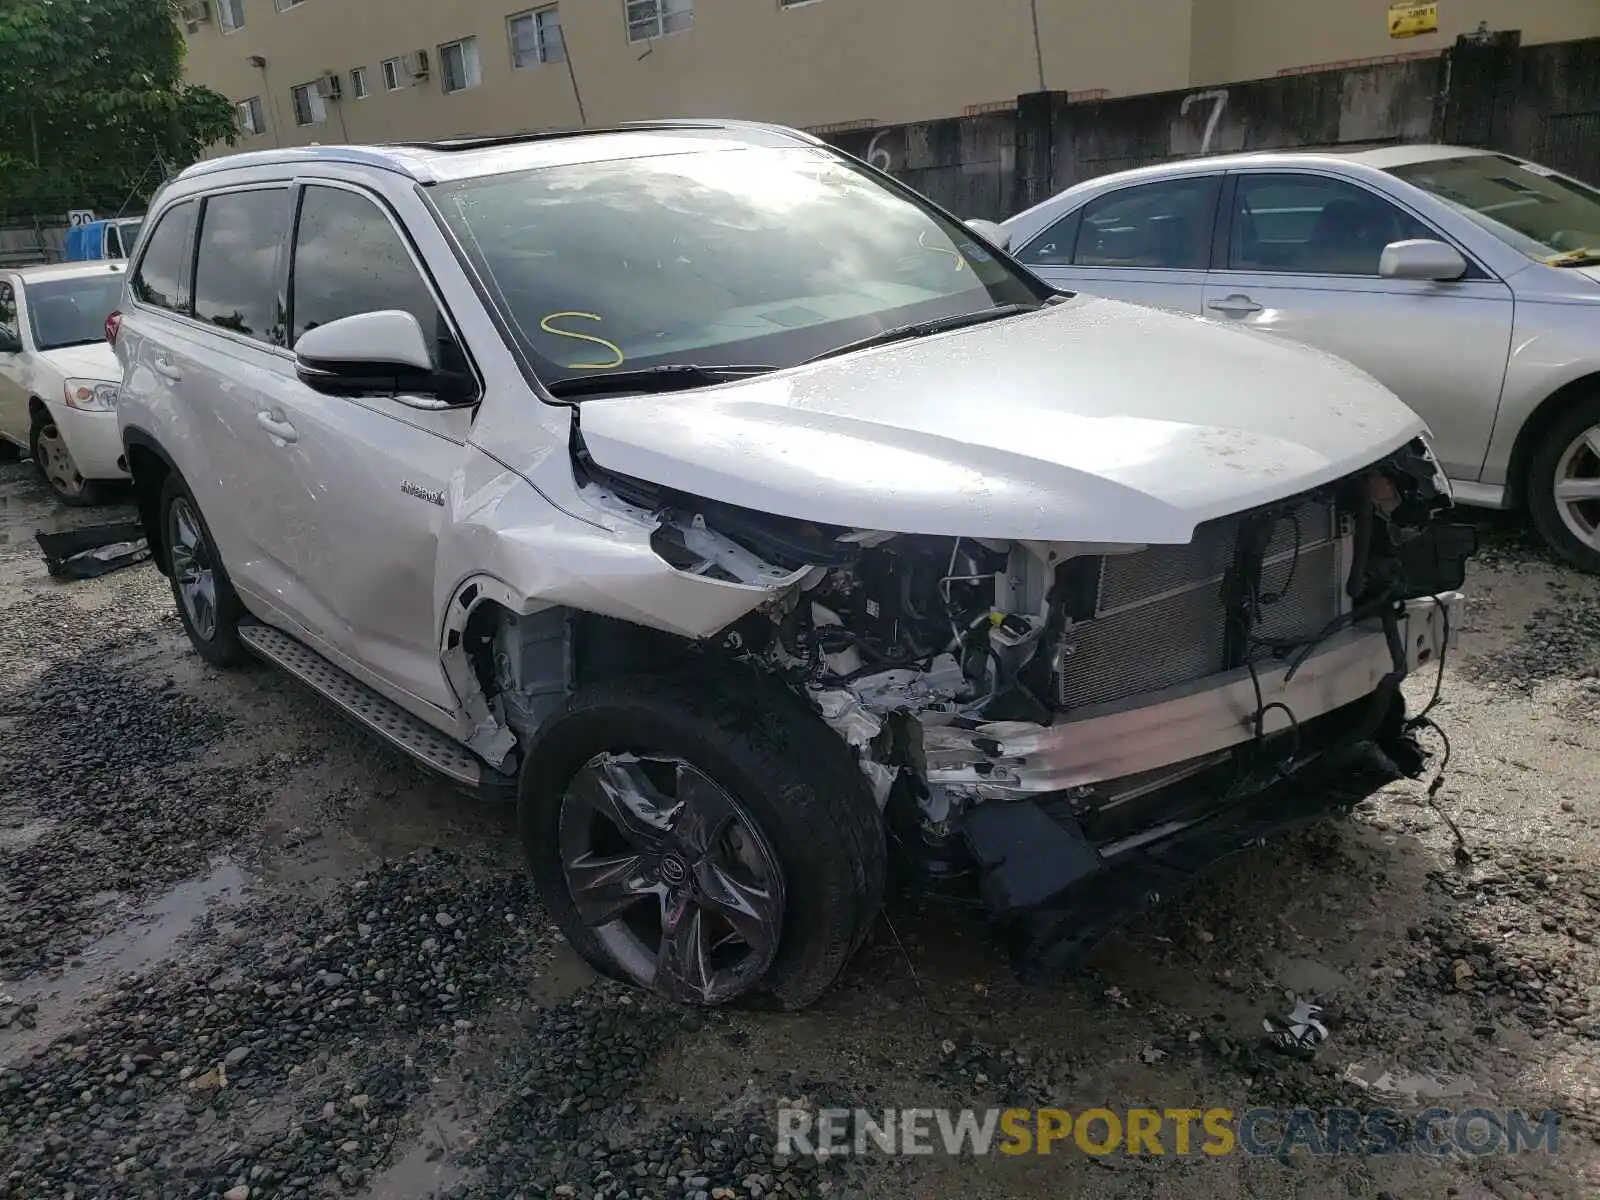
[174,119,826,187]
[6,261,129,284]
[1060,143,1497,187]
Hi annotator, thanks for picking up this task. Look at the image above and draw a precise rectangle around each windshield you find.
[1387,154,1600,261]
[26,274,124,351]
[430,145,1046,387]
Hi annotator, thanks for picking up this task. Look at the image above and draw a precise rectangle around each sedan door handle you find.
[256,410,298,443]
[1207,294,1263,316]
[152,357,182,381]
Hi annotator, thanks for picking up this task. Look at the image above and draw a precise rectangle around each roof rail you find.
[382,120,743,153]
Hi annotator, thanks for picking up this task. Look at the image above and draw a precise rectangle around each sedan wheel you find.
[559,752,786,1005]
[30,417,101,505]
[1552,424,1600,552]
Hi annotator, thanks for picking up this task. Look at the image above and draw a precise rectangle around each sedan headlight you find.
[63,379,119,411]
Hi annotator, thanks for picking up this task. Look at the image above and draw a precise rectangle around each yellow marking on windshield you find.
[539,311,625,369]
[919,231,965,271]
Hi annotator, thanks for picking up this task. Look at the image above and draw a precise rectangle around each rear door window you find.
[131,201,199,314]
[192,188,291,345]
[1072,177,1221,269]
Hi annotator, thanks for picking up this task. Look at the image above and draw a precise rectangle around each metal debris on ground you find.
[34,522,150,580]
[1263,998,1330,1056]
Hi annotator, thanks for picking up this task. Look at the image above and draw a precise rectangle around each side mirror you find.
[0,328,21,354]
[964,218,1011,252]
[293,310,474,407]
[1379,239,1468,282]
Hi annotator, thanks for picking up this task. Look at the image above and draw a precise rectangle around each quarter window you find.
[509,7,564,67]
[131,201,199,314]
[440,37,482,94]
[192,189,291,345]
[1070,177,1220,270]
[625,0,693,43]
[1228,174,1433,276]
[288,185,465,376]
[0,283,16,337]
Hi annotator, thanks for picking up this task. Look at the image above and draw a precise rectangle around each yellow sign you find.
[1389,2,1439,38]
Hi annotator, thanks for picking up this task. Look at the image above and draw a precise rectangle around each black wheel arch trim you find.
[120,426,182,576]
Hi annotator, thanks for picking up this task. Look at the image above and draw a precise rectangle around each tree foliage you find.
[0,0,236,221]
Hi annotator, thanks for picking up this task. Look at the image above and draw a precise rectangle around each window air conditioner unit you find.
[405,50,430,79]
[315,72,343,100]
[181,0,211,29]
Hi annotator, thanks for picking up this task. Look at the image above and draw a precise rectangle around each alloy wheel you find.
[558,752,786,1004]
[35,423,86,500]
[167,497,219,641]
[1553,424,1600,552]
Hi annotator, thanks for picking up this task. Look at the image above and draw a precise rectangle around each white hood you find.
[37,342,120,380]
[577,295,1427,545]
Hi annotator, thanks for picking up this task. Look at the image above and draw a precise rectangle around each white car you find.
[113,122,1469,1009]
[992,145,1600,571]
[0,262,130,504]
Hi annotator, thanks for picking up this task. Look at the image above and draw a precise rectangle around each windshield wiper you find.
[543,362,777,400]
[800,303,1041,366]
[1544,248,1600,267]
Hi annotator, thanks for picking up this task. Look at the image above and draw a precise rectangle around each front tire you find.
[521,668,886,1010]
[30,409,107,506]
[160,473,249,668]
[1527,392,1600,574]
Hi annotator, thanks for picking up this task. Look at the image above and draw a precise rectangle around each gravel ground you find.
[4,460,1600,1199]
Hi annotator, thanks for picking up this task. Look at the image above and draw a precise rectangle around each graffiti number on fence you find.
[866,130,893,172]
[1179,89,1229,156]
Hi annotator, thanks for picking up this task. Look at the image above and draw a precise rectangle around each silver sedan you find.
[990,145,1600,572]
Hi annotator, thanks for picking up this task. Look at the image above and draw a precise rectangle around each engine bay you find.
[574,431,1477,873]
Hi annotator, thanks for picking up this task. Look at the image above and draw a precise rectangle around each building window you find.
[778,0,818,6]
[236,96,266,136]
[274,0,304,10]
[291,82,327,126]
[350,67,369,98]
[439,37,482,93]
[509,7,565,68]
[381,57,405,91]
[218,0,246,32]
[625,0,693,43]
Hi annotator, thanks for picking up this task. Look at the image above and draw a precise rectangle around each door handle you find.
[256,410,298,443]
[1207,294,1263,316]
[152,357,182,381]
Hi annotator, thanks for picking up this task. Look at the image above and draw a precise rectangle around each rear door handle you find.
[256,410,298,443]
[1207,294,1263,316]
[152,357,182,381]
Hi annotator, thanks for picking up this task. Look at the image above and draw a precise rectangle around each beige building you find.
[181,0,1600,152]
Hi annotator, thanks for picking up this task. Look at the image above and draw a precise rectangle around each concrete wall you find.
[180,0,1600,154]
[825,34,1600,222]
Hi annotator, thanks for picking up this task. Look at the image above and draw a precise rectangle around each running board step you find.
[239,623,483,786]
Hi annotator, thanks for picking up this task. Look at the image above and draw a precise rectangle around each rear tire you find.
[1527,392,1600,575]
[159,472,250,668]
[521,667,886,1010]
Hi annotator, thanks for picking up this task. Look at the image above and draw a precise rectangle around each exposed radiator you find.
[1055,496,1348,712]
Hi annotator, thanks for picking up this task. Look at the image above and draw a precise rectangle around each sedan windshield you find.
[1388,154,1600,262]
[430,146,1046,388]
[26,274,125,351]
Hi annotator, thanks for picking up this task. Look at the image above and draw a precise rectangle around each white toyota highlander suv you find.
[112,121,1474,1009]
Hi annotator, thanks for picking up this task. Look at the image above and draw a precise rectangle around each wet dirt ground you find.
[4,456,1600,1199]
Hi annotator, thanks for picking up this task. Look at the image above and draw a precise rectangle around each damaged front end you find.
[575,432,1475,966]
